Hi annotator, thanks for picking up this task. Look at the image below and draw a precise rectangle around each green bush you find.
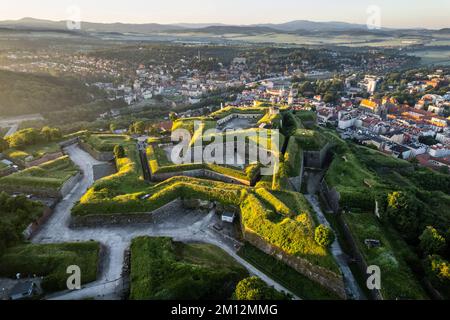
[419,226,446,255]
[234,276,288,300]
[315,225,335,247]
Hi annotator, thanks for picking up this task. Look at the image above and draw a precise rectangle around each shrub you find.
[420,226,446,255]
[234,276,288,300]
[114,145,125,159]
[315,225,335,247]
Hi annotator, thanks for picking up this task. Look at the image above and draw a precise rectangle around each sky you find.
[1,0,449,29]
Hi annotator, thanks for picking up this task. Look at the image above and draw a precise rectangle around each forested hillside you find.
[0,70,97,116]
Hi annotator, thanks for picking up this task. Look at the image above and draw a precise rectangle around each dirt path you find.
[34,144,298,300]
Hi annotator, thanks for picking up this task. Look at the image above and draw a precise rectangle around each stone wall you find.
[23,206,53,240]
[79,141,114,161]
[304,143,331,169]
[242,227,347,299]
[60,172,82,198]
[59,137,80,148]
[70,199,183,228]
[152,169,252,186]
[320,179,341,214]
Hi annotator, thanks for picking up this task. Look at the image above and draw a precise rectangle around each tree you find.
[113,145,125,159]
[384,191,421,240]
[6,128,41,148]
[110,123,117,133]
[133,121,146,135]
[315,224,335,247]
[233,277,289,300]
[428,255,450,281]
[169,112,178,122]
[420,226,446,255]
[41,126,53,142]
[0,137,8,152]
[419,136,438,146]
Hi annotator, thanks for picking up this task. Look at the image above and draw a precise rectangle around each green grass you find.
[0,161,9,171]
[4,141,61,163]
[211,106,267,120]
[172,117,216,135]
[240,190,340,274]
[129,237,248,300]
[295,111,317,123]
[73,176,243,216]
[0,242,100,293]
[284,136,303,177]
[343,212,428,300]
[238,244,340,300]
[294,129,327,151]
[0,156,79,190]
[84,134,129,152]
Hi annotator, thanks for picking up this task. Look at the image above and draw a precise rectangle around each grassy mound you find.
[0,242,100,293]
[0,156,79,190]
[129,237,248,300]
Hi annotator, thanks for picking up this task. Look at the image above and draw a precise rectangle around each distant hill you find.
[254,20,370,32]
[0,17,445,37]
[0,17,180,34]
[175,25,281,35]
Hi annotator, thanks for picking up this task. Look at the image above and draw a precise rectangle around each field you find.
[407,48,450,66]
[238,244,340,300]
[129,237,248,300]
[343,212,427,300]
[0,242,100,293]
[0,156,79,191]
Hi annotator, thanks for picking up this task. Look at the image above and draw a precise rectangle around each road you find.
[305,194,365,300]
[0,114,44,137]
[33,144,298,300]
[4,124,18,137]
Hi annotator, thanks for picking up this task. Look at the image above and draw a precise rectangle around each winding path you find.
[33,144,299,300]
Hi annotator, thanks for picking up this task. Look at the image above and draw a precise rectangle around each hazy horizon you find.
[0,0,449,30]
